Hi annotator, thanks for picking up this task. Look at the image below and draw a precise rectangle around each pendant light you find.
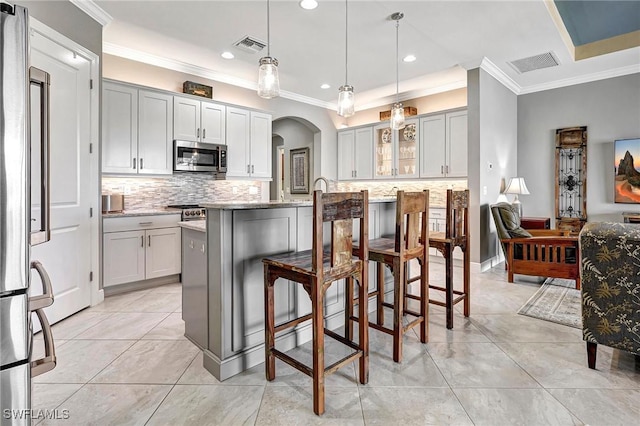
[258,0,280,99]
[337,0,354,118]
[390,12,405,130]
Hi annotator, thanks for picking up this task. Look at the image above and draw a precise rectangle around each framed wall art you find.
[290,147,310,194]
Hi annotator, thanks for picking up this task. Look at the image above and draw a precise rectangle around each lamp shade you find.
[504,177,530,195]
[390,102,405,130]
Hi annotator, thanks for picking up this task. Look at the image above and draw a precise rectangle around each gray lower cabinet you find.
[182,228,207,349]
[203,202,395,381]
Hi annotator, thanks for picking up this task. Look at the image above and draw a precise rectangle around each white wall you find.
[518,73,640,224]
[468,68,518,265]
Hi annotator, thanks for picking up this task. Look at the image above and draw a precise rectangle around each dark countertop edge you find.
[199,198,448,210]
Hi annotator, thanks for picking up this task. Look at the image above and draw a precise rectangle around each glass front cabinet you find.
[373,118,419,179]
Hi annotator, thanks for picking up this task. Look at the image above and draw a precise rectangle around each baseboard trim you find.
[103,274,181,296]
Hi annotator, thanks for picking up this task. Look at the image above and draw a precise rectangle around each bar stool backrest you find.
[446,189,469,243]
[395,190,429,254]
[312,190,369,275]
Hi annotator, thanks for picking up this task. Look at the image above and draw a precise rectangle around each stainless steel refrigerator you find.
[1,3,57,425]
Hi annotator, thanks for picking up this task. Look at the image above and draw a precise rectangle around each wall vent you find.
[233,36,266,54]
[508,52,560,74]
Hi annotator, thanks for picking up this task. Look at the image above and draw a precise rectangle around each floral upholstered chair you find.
[580,222,640,369]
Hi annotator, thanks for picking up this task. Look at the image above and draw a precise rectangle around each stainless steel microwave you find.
[174,140,227,176]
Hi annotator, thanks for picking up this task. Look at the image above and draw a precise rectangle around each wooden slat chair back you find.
[446,189,469,244]
[263,190,369,416]
[349,190,429,363]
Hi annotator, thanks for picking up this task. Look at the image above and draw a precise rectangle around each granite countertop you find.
[178,220,206,232]
[201,198,401,210]
[102,208,182,218]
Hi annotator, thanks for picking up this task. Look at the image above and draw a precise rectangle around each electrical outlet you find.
[232,186,238,194]
[483,186,487,195]
[249,186,258,195]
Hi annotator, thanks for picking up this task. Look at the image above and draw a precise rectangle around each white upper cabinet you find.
[420,110,467,178]
[138,90,173,175]
[337,127,373,180]
[226,107,272,179]
[337,130,355,180]
[173,96,226,144]
[102,82,138,174]
[102,82,173,175]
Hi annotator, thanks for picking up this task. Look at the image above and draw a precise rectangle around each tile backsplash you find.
[102,175,263,210]
[335,179,467,207]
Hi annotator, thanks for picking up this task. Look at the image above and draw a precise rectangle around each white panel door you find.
[138,90,173,175]
[354,127,373,180]
[250,111,272,178]
[201,102,226,145]
[337,130,355,180]
[420,114,446,178]
[145,227,182,279]
[226,107,250,177]
[173,96,200,142]
[30,30,92,323]
[103,231,146,287]
[446,110,468,178]
[102,82,137,174]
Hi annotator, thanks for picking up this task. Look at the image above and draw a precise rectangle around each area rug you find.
[517,278,581,329]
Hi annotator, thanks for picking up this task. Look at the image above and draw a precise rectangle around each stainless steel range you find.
[167,204,206,221]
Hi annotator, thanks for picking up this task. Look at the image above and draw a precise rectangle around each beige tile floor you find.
[31,265,640,425]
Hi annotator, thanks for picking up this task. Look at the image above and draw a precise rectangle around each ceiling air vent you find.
[233,36,266,54]
[508,52,559,74]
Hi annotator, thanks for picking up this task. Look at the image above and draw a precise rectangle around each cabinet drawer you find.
[103,214,181,233]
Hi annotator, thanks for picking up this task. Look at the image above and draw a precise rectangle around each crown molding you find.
[354,79,467,112]
[103,42,336,110]
[519,64,640,94]
[69,0,112,26]
[478,57,521,95]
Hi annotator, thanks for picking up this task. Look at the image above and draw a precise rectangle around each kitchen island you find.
[199,199,398,380]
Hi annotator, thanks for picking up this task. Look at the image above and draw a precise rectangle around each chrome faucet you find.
[385,186,399,197]
[313,176,330,192]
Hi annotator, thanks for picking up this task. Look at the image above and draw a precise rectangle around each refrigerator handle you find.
[29,67,51,246]
[28,260,54,311]
[30,308,57,377]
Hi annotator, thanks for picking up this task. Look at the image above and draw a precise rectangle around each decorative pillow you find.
[495,203,532,238]
[509,227,533,238]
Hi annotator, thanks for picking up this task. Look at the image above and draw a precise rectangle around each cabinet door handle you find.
[441,165,444,175]
[139,221,153,226]
[140,158,144,170]
[148,235,151,247]
[141,236,144,247]
[201,243,206,253]
[189,240,194,249]
[197,128,200,138]
[133,158,137,169]
[446,165,449,174]
[251,165,254,174]
[247,165,250,174]
[202,128,206,139]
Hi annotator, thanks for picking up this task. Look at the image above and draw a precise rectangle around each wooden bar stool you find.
[426,189,470,329]
[348,190,429,363]
[263,190,369,416]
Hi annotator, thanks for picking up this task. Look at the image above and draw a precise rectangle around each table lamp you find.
[504,177,530,217]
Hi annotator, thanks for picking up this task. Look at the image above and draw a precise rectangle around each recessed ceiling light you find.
[299,0,318,10]
[221,51,234,59]
[403,54,416,63]
[320,83,330,89]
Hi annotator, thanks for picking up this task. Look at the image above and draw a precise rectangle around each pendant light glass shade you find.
[258,0,280,99]
[337,85,355,117]
[258,57,280,99]
[390,102,405,130]
[390,12,404,130]
[337,0,354,118]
